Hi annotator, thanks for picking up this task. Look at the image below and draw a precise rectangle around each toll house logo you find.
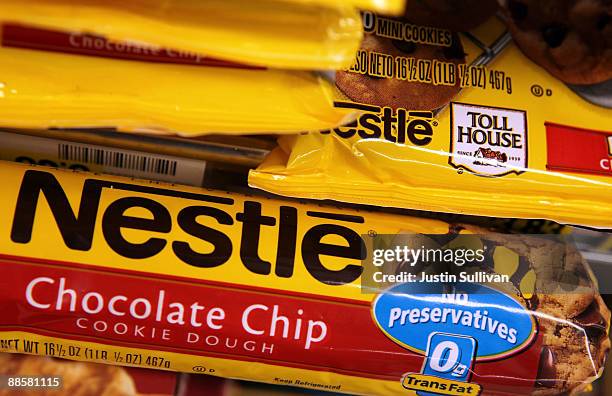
[450,103,528,177]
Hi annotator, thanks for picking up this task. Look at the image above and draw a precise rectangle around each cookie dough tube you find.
[249,127,612,228]
[0,44,352,135]
[248,12,612,228]
[0,0,362,70]
[0,161,608,396]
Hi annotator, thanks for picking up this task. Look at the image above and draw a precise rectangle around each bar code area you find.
[58,144,178,176]
[0,131,207,186]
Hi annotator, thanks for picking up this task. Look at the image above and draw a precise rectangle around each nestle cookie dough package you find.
[0,24,356,135]
[249,1,612,228]
[0,160,609,395]
[0,0,363,70]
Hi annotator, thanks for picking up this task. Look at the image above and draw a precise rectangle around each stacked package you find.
[0,1,610,396]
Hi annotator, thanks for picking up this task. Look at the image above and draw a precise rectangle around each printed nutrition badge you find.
[404,333,480,396]
[373,284,537,395]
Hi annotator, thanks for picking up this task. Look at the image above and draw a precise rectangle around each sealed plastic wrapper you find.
[249,6,612,228]
[288,0,405,15]
[0,161,609,395]
[0,0,363,70]
[0,25,354,135]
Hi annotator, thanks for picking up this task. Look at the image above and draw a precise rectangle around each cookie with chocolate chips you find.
[472,231,610,395]
[391,226,610,396]
[500,0,612,85]
[459,229,610,396]
[336,32,466,111]
[403,0,499,31]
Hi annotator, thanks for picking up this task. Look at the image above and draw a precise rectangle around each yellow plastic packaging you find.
[0,161,608,396]
[0,0,363,70]
[0,41,353,135]
[249,14,612,228]
[287,0,405,15]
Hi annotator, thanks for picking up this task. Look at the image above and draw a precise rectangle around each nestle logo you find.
[321,101,436,146]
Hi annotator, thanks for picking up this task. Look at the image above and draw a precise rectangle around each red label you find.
[126,367,178,395]
[546,122,612,177]
[0,254,539,393]
[181,374,228,396]
[1,24,264,70]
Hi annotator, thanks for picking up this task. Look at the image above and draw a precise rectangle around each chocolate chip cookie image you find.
[336,32,466,111]
[500,0,612,85]
[0,354,138,396]
[473,232,611,396]
[389,228,611,396]
[403,0,499,31]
